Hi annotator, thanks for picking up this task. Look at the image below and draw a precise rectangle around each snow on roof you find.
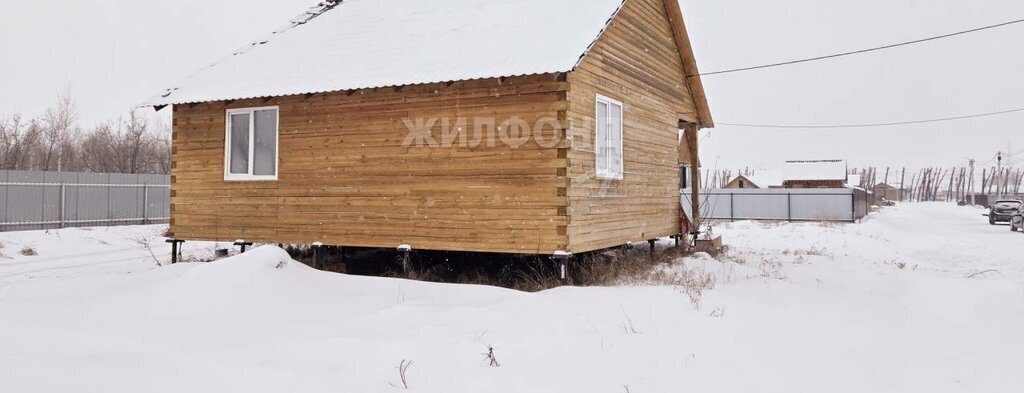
[846,173,862,187]
[873,182,902,189]
[731,171,783,188]
[783,160,848,182]
[747,171,784,188]
[142,0,628,107]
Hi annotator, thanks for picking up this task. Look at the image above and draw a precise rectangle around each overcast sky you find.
[1,0,1022,172]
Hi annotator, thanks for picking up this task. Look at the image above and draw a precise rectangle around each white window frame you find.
[224,106,279,181]
[595,94,624,180]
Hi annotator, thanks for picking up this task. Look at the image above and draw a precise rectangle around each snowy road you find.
[0,203,1021,392]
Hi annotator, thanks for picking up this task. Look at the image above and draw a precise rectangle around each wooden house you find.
[143,0,713,256]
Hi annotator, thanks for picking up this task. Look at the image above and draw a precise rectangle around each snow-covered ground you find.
[0,203,1021,392]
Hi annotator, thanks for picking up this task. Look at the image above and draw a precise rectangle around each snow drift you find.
[1,203,1022,392]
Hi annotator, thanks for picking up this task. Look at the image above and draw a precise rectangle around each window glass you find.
[595,96,623,179]
[609,102,623,178]
[596,101,609,176]
[229,113,250,175]
[253,109,278,176]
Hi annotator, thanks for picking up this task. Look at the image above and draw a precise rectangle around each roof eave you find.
[141,71,570,109]
[663,0,714,129]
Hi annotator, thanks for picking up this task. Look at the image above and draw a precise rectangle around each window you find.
[595,95,623,179]
[225,107,278,181]
[680,165,689,189]
[739,180,746,188]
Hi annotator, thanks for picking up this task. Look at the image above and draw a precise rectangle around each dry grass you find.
[573,246,693,287]
[284,243,716,300]
[758,257,786,280]
[19,246,37,256]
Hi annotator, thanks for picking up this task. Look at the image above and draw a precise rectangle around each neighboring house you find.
[725,175,757,189]
[872,183,904,201]
[143,0,714,255]
[724,172,783,189]
[781,160,848,189]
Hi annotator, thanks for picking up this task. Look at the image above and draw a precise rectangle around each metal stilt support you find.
[233,240,253,253]
[311,242,324,269]
[397,244,412,274]
[165,239,185,264]
[553,251,572,285]
[648,239,657,257]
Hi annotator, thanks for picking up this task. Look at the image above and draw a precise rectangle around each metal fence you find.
[0,170,170,232]
[682,188,870,223]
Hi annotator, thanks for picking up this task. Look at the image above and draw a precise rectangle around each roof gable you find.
[143,0,628,107]
[729,171,783,188]
[661,0,713,128]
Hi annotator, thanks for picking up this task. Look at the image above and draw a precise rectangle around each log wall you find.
[171,74,569,254]
[564,0,697,252]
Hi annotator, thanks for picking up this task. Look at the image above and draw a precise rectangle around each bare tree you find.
[39,89,79,171]
[0,114,40,170]
[154,131,171,174]
[121,111,149,174]
[77,110,170,174]
[78,121,117,172]
[2,86,172,175]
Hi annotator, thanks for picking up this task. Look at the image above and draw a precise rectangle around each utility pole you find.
[997,152,1003,198]
[968,159,975,205]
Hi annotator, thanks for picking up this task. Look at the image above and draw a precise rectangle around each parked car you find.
[1012,208,1024,232]
[988,200,1023,225]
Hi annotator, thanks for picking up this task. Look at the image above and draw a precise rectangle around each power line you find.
[718,107,1024,129]
[700,17,1024,76]
[980,153,1002,166]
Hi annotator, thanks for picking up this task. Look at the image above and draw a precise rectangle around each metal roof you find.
[142,0,627,107]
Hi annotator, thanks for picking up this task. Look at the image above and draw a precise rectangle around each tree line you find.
[852,166,1023,202]
[0,90,170,174]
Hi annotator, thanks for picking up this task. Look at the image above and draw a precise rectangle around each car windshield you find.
[994,201,1022,209]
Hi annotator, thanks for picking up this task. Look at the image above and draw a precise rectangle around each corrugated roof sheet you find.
[142,0,627,107]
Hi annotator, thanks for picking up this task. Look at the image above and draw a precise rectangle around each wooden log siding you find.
[171,74,571,254]
[564,0,698,252]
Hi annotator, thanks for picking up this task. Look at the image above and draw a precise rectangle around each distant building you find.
[781,160,848,189]
[724,172,783,189]
[724,175,756,189]
[872,183,904,201]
